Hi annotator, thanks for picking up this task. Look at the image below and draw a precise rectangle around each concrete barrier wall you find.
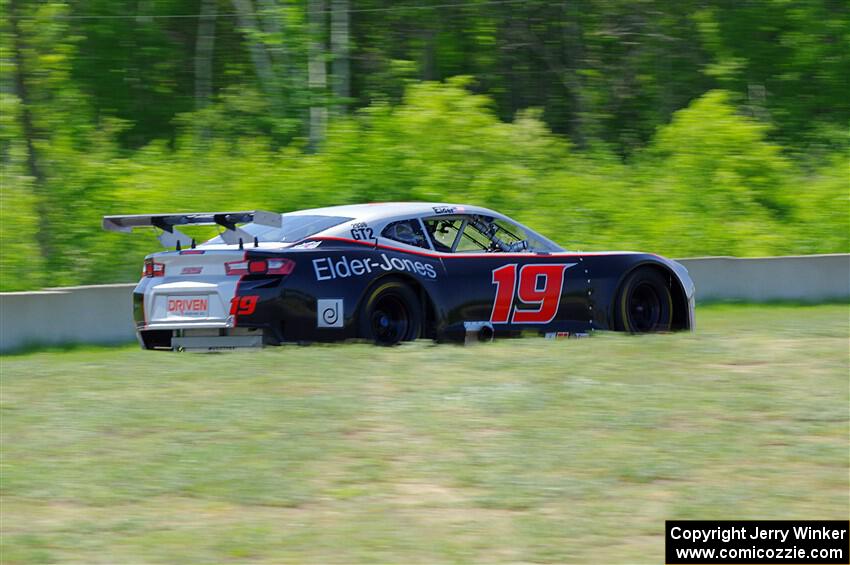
[1,255,848,352]
[677,254,850,303]
[0,284,137,352]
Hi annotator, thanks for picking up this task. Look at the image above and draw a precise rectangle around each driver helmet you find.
[391,222,423,246]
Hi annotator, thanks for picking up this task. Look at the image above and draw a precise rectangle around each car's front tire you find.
[615,267,673,333]
[359,279,422,345]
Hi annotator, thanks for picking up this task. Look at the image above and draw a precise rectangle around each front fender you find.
[656,256,696,331]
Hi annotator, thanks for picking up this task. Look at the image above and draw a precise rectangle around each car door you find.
[422,215,593,337]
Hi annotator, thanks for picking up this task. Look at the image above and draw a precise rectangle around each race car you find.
[103,203,695,350]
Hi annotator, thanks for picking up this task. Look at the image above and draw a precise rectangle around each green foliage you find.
[638,91,795,256]
[791,151,850,255]
[1,80,848,290]
[0,151,43,291]
[4,0,840,153]
[8,81,842,292]
[2,0,848,291]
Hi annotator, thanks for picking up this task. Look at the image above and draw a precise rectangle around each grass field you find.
[1,304,848,564]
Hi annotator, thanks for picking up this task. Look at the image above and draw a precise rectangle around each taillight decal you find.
[267,258,295,275]
[248,260,267,274]
[225,260,249,275]
[143,259,165,277]
[226,258,295,276]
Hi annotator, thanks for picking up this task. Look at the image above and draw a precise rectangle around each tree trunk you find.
[308,0,327,150]
[561,2,589,147]
[256,0,287,70]
[195,0,217,113]
[330,0,350,115]
[8,0,51,263]
[231,0,277,101]
[421,28,436,81]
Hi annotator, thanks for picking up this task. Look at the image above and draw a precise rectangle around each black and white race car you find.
[103,203,695,350]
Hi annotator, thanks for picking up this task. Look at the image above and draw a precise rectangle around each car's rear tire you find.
[359,280,422,345]
[615,268,673,333]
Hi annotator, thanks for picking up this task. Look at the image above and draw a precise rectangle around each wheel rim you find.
[627,282,662,332]
[370,294,410,345]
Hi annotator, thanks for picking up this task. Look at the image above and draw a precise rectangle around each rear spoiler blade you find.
[102,211,281,247]
[103,211,281,232]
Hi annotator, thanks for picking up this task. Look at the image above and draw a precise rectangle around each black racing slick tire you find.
[615,267,674,333]
[359,280,423,345]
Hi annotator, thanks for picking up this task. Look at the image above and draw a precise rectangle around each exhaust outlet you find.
[464,321,495,344]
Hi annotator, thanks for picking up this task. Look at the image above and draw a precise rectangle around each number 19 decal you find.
[230,295,258,316]
[490,263,575,324]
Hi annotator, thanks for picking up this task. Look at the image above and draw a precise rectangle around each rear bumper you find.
[142,319,234,331]
[138,327,265,350]
[133,281,237,331]
[172,333,263,351]
[133,281,282,349]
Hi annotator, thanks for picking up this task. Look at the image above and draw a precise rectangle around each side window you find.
[495,219,555,252]
[382,219,429,249]
[423,218,464,252]
[422,215,539,253]
[456,221,492,252]
[492,219,527,247]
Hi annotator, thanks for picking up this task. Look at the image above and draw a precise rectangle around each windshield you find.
[205,214,352,244]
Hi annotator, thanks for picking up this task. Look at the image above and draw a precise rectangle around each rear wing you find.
[102,211,281,248]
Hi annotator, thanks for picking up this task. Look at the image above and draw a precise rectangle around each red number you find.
[230,295,258,315]
[490,264,569,324]
[490,264,517,323]
[511,264,568,323]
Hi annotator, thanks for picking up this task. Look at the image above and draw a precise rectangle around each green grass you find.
[1,304,848,564]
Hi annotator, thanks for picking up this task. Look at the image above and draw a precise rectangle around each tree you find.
[195,0,217,114]
[231,0,278,102]
[308,0,327,149]
[330,0,350,115]
[6,0,57,263]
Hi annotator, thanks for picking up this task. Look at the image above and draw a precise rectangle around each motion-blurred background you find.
[2,0,848,291]
[2,3,849,563]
